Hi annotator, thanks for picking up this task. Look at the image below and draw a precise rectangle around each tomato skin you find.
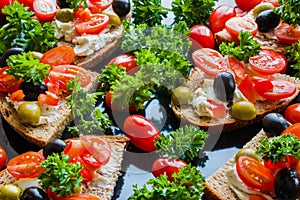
[9,89,25,101]
[274,23,300,45]
[41,46,75,66]
[284,103,300,124]
[235,0,262,11]
[226,56,246,85]
[281,123,300,139]
[0,146,7,170]
[17,0,34,10]
[189,25,215,50]
[152,158,187,182]
[0,0,15,13]
[263,155,297,173]
[238,75,259,103]
[75,14,109,35]
[89,0,112,10]
[209,5,236,34]
[263,0,281,7]
[33,0,57,21]
[123,115,160,152]
[0,66,22,93]
[38,92,59,106]
[236,156,274,191]
[7,151,45,179]
[192,48,228,77]
[108,54,139,75]
[225,17,258,42]
[104,90,137,112]
[63,193,100,200]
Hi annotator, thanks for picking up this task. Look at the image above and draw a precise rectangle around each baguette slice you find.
[0,70,100,147]
[203,130,268,200]
[0,135,129,200]
[171,68,300,132]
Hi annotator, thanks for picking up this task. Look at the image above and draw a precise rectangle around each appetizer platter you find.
[0,0,300,199]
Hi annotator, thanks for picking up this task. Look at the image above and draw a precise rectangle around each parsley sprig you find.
[274,0,300,27]
[6,52,50,86]
[0,2,57,56]
[65,0,88,11]
[155,125,208,163]
[256,134,300,163]
[39,153,83,197]
[283,41,300,77]
[219,31,261,62]
[129,165,205,200]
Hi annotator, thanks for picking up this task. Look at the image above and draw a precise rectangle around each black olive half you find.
[43,139,67,158]
[56,0,70,8]
[262,113,289,137]
[213,72,236,102]
[21,186,50,200]
[0,47,24,68]
[20,82,48,101]
[112,0,131,18]
[255,10,280,32]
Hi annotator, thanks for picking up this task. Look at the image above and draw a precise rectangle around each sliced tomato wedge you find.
[192,48,228,77]
[274,23,300,45]
[75,14,109,35]
[252,76,274,94]
[238,75,259,103]
[0,66,22,93]
[33,0,57,21]
[249,50,288,76]
[7,151,45,179]
[263,155,298,173]
[236,156,274,191]
[89,0,112,10]
[226,56,246,85]
[9,89,25,101]
[38,92,59,106]
[225,17,258,42]
[41,46,75,66]
[281,123,300,139]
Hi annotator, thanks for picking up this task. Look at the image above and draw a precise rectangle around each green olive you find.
[56,8,74,22]
[17,102,41,126]
[103,10,121,27]
[235,148,261,162]
[231,101,257,120]
[253,2,275,18]
[0,184,22,200]
[171,86,192,106]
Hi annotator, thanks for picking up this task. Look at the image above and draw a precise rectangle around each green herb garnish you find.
[274,0,300,27]
[219,31,261,62]
[284,41,300,77]
[38,153,83,197]
[65,0,88,11]
[6,52,50,86]
[155,125,208,163]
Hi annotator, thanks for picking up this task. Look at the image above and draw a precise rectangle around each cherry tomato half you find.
[152,157,187,182]
[123,115,160,152]
[274,23,300,45]
[75,14,109,35]
[38,92,59,106]
[249,50,288,76]
[209,5,236,34]
[0,0,15,14]
[189,25,215,50]
[104,90,136,112]
[18,0,34,10]
[41,46,75,66]
[238,75,260,103]
[0,146,7,170]
[226,56,246,85]
[89,0,113,10]
[192,48,228,77]
[33,0,57,21]
[236,156,274,191]
[284,103,300,124]
[281,123,300,139]
[0,66,22,93]
[7,151,45,179]
[263,155,298,173]
[225,17,258,42]
[235,0,262,11]
[108,54,139,75]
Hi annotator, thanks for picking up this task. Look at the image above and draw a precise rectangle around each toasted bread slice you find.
[203,130,267,200]
[0,135,129,200]
[171,68,300,132]
[0,70,99,147]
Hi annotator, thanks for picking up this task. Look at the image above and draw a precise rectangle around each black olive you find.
[0,47,24,68]
[112,0,131,18]
[274,168,300,200]
[20,186,50,200]
[20,82,48,101]
[213,72,236,102]
[43,139,67,158]
[255,10,280,32]
[262,113,289,137]
[56,0,70,8]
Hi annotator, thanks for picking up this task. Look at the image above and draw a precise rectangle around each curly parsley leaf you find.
[129,165,205,200]
[6,52,50,85]
[219,31,261,62]
[39,153,83,197]
[65,0,88,11]
[155,125,208,163]
[256,134,300,163]
[283,41,300,77]
[274,0,300,27]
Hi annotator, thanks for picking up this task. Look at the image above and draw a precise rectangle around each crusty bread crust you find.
[203,130,267,200]
[0,135,129,200]
[0,71,99,147]
[171,68,300,132]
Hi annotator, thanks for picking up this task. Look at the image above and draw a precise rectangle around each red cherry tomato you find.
[108,54,139,75]
[17,0,34,10]
[63,193,100,200]
[9,90,25,102]
[192,48,228,77]
[226,56,246,85]
[89,0,113,10]
[262,0,281,7]
[33,0,57,21]
[38,92,59,106]
[281,123,300,139]
[152,157,187,182]
[7,151,45,179]
[225,17,258,42]
[207,99,227,118]
[75,14,109,35]
[104,90,136,112]
[263,155,298,173]
[252,76,273,94]
[274,23,300,45]
[41,46,75,66]
[284,103,300,124]
[0,0,14,13]
[209,5,236,34]
[0,146,7,169]
[249,50,288,76]
[189,25,215,50]
[0,66,22,93]
[235,0,262,11]
[236,156,274,191]
[238,75,260,103]
[74,8,92,20]
[123,115,160,152]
